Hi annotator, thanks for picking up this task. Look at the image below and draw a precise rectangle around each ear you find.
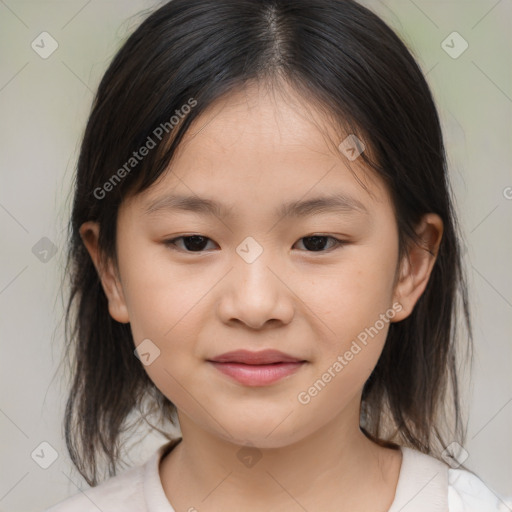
[391,213,443,322]
[79,221,130,324]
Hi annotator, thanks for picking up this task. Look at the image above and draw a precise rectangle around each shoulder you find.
[43,439,180,512]
[390,446,511,512]
[43,463,145,512]
[448,466,512,512]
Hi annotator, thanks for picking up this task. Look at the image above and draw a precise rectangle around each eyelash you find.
[163,234,347,254]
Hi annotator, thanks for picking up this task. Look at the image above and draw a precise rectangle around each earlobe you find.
[391,213,443,322]
[79,221,130,324]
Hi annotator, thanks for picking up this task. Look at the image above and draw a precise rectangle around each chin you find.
[209,411,313,450]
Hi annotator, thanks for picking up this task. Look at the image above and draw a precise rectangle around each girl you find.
[46,0,510,510]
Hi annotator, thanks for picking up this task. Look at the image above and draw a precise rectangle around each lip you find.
[208,349,306,387]
[210,349,303,365]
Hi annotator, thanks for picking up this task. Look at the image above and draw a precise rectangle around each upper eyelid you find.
[166,234,344,242]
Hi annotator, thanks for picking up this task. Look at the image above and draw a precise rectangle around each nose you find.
[216,247,295,330]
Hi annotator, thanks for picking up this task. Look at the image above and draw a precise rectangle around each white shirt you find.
[45,439,511,511]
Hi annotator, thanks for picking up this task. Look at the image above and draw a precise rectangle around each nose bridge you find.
[233,234,280,295]
[235,235,267,267]
[216,235,294,328]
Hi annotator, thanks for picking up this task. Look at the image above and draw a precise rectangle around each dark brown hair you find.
[60,0,473,486]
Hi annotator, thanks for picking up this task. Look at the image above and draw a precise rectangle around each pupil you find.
[184,236,208,251]
[304,236,328,251]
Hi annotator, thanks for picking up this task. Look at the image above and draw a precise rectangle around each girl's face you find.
[83,81,440,448]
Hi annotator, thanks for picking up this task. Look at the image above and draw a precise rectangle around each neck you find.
[160,397,402,511]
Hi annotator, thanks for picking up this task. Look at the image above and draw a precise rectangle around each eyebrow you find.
[143,192,369,219]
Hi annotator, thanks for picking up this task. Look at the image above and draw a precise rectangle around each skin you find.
[80,80,443,512]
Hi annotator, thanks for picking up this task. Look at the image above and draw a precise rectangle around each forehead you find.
[124,81,392,220]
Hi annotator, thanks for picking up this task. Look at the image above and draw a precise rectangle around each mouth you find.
[207,349,307,387]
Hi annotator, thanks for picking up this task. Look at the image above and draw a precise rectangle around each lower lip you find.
[209,361,305,386]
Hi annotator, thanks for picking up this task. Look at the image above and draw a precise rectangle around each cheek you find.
[301,248,397,328]
[118,243,209,342]
[296,244,398,383]
[120,256,211,416]
[296,281,395,424]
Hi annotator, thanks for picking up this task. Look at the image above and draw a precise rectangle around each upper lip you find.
[208,349,304,365]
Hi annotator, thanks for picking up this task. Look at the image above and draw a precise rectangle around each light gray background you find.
[0,1,511,510]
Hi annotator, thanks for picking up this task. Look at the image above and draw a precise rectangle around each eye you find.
[163,234,345,254]
[293,235,344,252]
[164,235,218,252]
